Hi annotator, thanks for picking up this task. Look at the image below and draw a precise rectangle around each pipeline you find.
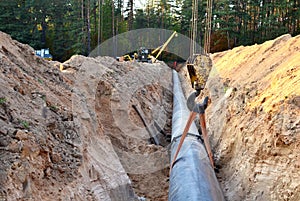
[168,70,224,201]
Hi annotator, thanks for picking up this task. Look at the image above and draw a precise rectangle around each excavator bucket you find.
[187,64,197,88]
[187,54,212,90]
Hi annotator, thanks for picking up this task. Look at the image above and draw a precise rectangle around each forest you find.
[0,0,299,61]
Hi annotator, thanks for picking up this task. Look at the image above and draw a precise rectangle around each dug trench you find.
[1,30,299,200]
[0,29,174,200]
[94,61,173,200]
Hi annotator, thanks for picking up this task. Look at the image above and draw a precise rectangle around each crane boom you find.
[153,31,177,62]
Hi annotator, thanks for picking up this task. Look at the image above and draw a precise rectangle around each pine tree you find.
[0,1,40,48]
[180,0,193,36]
[134,9,148,29]
[213,0,237,50]
[128,0,134,30]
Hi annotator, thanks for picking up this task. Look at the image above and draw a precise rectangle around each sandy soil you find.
[209,34,300,201]
[0,31,172,200]
[1,29,299,201]
[177,34,299,201]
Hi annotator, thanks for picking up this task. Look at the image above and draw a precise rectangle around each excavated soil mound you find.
[0,31,83,200]
[178,34,299,201]
[208,34,299,201]
[0,31,172,201]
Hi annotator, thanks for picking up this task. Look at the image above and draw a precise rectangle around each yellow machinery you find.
[117,31,177,63]
[186,0,213,90]
[117,54,134,62]
[152,31,177,63]
[187,62,198,89]
[187,54,212,90]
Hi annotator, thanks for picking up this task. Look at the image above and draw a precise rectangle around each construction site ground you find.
[0,31,299,200]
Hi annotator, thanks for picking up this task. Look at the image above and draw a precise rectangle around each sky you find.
[135,0,145,9]
[123,0,146,9]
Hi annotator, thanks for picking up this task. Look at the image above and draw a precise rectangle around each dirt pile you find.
[0,31,172,200]
[67,55,172,200]
[206,34,299,200]
[0,31,85,200]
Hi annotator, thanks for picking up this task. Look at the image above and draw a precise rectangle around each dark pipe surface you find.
[169,70,224,201]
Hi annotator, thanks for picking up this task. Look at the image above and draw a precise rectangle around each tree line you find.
[0,0,299,61]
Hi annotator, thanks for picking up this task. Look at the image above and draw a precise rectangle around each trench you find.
[95,78,173,200]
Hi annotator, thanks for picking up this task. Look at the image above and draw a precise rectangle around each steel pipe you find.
[169,70,224,201]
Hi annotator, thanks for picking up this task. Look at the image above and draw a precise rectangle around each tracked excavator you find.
[117,31,177,63]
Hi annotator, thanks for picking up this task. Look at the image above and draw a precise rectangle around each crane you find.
[116,31,177,63]
[186,0,213,90]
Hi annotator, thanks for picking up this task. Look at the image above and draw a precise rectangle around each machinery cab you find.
[35,48,53,61]
[137,47,150,62]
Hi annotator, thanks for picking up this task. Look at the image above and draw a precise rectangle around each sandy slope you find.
[209,34,300,201]
[0,31,172,201]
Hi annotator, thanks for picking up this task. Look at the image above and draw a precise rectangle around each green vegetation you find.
[49,105,59,112]
[20,120,30,129]
[0,0,299,61]
[41,95,46,101]
[0,97,6,104]
[224,86,228,93]
[38,78,43,84]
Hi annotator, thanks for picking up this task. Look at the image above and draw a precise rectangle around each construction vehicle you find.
[35,48,53,61]
[152,31,177,63]
[116,54,134,62]
[117,31,177,63]
[137,47,151,62]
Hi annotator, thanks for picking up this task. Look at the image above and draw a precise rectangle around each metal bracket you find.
[187,91,209,114]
